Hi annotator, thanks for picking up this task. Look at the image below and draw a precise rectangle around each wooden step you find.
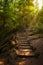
[18,43,30,46]
[17,41,27,43]
[19,49,33,52]
[18,42,28,44]
[18,46,32,49]
[17,37,27,40]
[15,49,35,56]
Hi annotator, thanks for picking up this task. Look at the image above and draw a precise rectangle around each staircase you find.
[15,30,37,56]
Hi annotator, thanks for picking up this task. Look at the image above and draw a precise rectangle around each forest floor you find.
[8,38,43,65]
[0,37,43,65]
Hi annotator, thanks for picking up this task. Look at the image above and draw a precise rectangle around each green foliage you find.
[0,0,34,51]
[0,0,34,30]
[36,8,43,29]
[0,0,43,37]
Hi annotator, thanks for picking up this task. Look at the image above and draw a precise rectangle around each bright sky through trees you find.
[38,0,42,9]
[33,0,42,10]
